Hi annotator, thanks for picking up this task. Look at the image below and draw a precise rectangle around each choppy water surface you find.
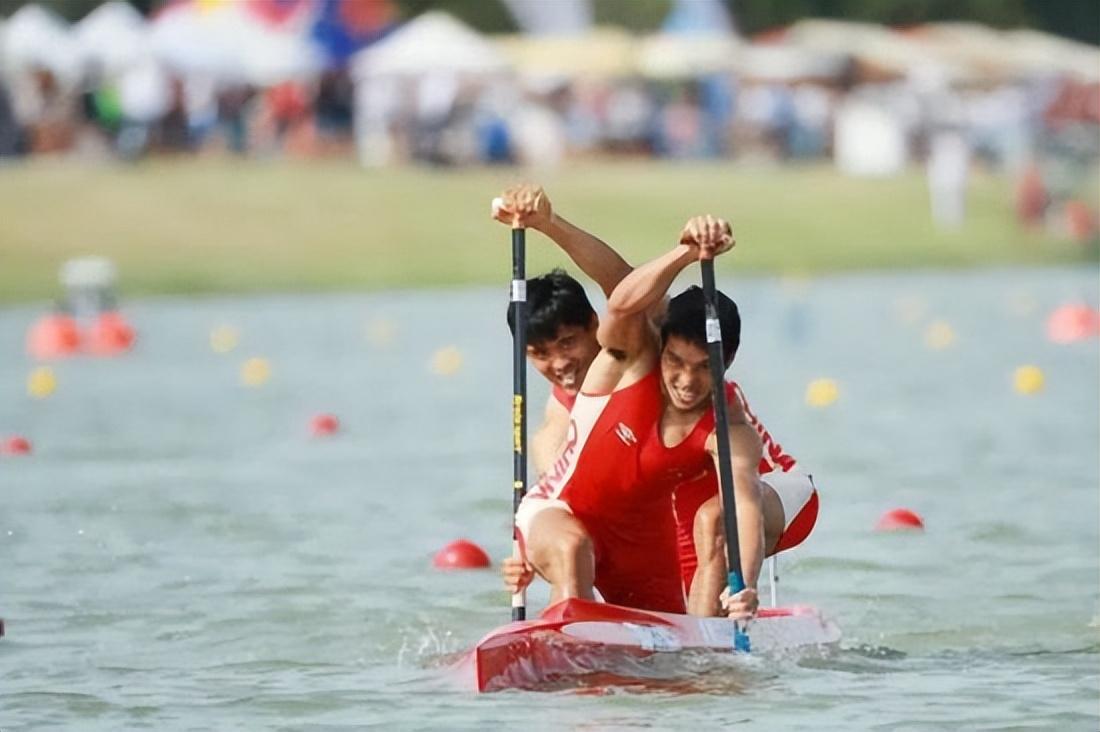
[1,268,1097,730]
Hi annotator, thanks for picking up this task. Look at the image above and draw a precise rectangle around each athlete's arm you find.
[705,392,765,615]
[492,184,632,298]
[531,397,570,478]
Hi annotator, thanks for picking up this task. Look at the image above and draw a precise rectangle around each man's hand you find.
[720,584,759,621]
[501,556,535,594]
[679,215,734,260]
[491,184,553,231]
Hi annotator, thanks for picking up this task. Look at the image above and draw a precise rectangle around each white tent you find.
[636,33,739,79]
[1,4,82,82]
[496,28,635,79]
[1002,29,1100,82]
[149,1,320,85]
[75,1,148,78]
[351,12,509,78]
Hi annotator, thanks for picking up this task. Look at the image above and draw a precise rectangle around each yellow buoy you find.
[431,346,464,376]
[1013,365,1044,395]
[805,377,839,408]
[366,318,395,348]
[240,357,271,387]
[210,325,239,354]
[27,366,57,398]
[924,320,957,350]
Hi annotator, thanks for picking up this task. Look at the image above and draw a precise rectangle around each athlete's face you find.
[527,320,600,395]
[660,336,713,412]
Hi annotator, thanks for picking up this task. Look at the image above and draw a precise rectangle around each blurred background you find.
[1,1,1098,728]
[0,0,1098,303]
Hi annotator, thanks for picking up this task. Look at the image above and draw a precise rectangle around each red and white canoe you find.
[458,598,840,692]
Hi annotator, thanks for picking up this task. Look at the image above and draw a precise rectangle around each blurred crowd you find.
[1,3,1098,238]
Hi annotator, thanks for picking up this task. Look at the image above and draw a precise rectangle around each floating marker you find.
[310,413,340,437]
[26,313,81,359]
[431,346,464,376]
[210,325,240,354]
[1,436,31,456]
[27,367,57,398]
[240,357,271,387]
[1013,365,1044,395]
[876,508,925,532]
[1046,304,1100,344]
[433,539,491,569]
[923,320,957,350]
[805,378,839,408]
[86,312,136,356]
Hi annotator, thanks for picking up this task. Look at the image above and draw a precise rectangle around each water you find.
[1,267,1097,730]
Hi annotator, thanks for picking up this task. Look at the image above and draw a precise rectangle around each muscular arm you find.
[531,397,570,477]
[600,244,697,348]
[705,400,765,590]
[494,185,633,299]
[538,214,633,299]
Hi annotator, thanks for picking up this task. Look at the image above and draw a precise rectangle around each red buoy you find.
[26,314,81,359]
[1047,304,1100,344]
[310,413,340,437]
[85,311,136,356]
[433,539,492,569]
[876,508,925,532]
[1,436,32,456]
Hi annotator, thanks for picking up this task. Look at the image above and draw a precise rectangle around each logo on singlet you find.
[614,422,637,446]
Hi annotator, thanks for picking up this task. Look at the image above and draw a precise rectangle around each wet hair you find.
[506,268,596,343]
[661,285,740,366]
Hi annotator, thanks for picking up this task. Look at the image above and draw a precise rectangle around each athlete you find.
[494,188,818,618]
[511,215,736,613]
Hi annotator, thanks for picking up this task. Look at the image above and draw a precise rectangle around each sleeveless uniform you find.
[517,369,685,613]
[637,381,818,595]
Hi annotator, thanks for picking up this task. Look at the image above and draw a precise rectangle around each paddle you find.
[700,257,751,652]
[510,222,528,622]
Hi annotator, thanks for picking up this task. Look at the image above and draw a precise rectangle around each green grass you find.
[0,158,1093,303]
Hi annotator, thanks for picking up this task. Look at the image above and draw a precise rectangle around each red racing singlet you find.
[634,381,799,594]
[531,368,684,612]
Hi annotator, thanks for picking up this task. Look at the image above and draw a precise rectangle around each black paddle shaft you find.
[510,227,528,622]
[700,259,746,591]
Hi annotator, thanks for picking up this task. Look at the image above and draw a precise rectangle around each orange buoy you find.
[310,413,340,437]
[85,311,136,356]
[1,436,32,456]
[26,314,81,360]
[875,508,925,532]
[1046,304,1100,344]
[433,539,492,569]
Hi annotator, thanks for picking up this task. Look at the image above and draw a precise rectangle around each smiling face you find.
[659,335,714,412]
[527,319,600,395]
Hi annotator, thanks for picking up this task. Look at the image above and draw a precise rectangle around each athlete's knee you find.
[552,527,593,565]
[693,497,725,563]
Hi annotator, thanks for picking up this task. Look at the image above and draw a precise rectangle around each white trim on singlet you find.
[536,392,612,500]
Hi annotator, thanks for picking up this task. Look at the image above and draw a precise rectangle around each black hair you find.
[506,268,597,343]
[661,285,740,366]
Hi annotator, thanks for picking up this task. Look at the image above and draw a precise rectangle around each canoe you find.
[459,597,840,692]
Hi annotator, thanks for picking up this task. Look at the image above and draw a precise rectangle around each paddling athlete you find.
[494,188,818,618]
[508,217,736,614]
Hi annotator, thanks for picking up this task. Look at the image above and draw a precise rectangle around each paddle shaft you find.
[700,259,750,651]
[510,227,528,622]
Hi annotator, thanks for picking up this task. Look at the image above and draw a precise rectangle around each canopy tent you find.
[1002,29,1100,82]
[1,4,83,83]
[636,33,738,79]
[734,43,849,82]
[148,1,321,85]
[785,18,975,84]
[75,1,148,78]
[351,11,509,78]
[495,28,635,79]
